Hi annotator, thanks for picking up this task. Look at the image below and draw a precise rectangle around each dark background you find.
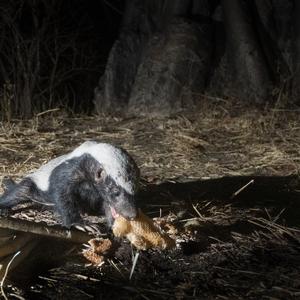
[0,0,299,119]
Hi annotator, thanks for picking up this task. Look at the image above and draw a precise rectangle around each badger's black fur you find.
[0,142,140,227]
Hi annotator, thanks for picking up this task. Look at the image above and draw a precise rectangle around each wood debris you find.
[82,238,113,266]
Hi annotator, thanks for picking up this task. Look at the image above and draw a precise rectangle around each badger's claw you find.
[72,223,102,236]
[73,224,87,232]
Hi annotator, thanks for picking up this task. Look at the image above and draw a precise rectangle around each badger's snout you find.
[120,204,138,220]
[112,192,138,220]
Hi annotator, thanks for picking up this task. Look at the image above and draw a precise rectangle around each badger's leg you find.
[52,188,82,227]
[58,201,81,228]
[0,178,35,208]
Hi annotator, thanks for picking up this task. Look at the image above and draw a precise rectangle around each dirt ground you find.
[0,104,300,299]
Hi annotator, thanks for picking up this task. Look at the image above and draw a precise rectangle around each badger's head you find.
[73,142,140,225]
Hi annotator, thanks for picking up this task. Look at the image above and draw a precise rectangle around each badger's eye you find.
[111,188,120,197]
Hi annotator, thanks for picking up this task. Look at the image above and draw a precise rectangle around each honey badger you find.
[0,141,140,227]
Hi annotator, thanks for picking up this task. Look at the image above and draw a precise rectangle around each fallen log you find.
[0,216,103,244]
[0,216,107,282]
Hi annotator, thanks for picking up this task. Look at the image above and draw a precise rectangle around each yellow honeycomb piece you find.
[112,209,175,250]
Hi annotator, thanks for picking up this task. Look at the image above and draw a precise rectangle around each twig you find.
[230,179,254,199]
[28,198,54,206]
[248,217,300,243]
[35,108,60,117]
[129,250,140,280]
[192,204,206,220]
[273,208,286,223]
[108,259,124,278]
[0,250,20,300]
[264,208,272,221]
[7,294,25,300]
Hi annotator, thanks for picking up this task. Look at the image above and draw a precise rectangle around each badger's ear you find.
[95,168,106,182]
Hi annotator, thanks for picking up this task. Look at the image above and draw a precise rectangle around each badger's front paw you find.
[70,222,102,236]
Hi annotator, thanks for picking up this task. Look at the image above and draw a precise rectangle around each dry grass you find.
[0,106,299,188]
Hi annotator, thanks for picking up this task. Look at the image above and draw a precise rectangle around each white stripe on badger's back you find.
[27,154,69,191]
[27,141,98,191]
[27,141,138,194]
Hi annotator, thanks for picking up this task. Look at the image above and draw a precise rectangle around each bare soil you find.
[0,105,300,299]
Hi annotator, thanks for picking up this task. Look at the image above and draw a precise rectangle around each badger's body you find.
[0,141,140,227]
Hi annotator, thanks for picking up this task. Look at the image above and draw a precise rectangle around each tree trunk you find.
[293,0,300,99]
[128,18,212,115]
[221,0,272,103]
[94,0,299,115]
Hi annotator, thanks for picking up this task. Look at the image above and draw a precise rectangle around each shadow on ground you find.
[140,175,300,226]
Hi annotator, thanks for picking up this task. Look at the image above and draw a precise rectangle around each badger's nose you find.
[114,192,138,220]
[122,206,138,220]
